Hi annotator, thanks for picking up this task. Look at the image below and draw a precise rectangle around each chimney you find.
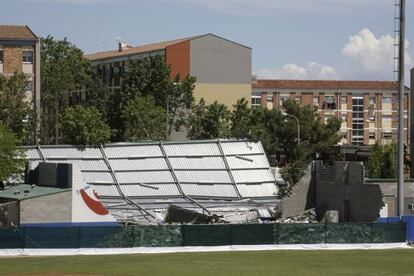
[117,37,122,52]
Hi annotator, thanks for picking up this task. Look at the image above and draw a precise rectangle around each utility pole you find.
[397,0,405,216]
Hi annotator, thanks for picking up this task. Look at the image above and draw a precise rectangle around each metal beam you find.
[158,141,211,214]
[99,144,155,220]
[217,139,242,199]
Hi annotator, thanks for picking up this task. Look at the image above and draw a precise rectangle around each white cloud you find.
[254,62,338,80]
[341,28,412,79]
[255,28,412,81]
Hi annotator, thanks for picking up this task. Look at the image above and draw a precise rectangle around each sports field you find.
[0,249,413,276]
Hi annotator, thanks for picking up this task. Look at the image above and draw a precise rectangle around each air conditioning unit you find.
[408,204,414,211]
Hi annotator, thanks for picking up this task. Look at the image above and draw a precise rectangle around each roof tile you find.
[0,25,38,41]
[85,35,199,61]
[252,79,400,90]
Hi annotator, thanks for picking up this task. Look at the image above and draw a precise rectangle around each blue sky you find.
[1,0,413,82]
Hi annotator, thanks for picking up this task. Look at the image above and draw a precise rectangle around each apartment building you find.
[252,79,410,147]
[85,33,252,108]
[0,25,41,128]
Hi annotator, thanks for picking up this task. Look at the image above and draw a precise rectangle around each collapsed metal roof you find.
[24,139,280,223]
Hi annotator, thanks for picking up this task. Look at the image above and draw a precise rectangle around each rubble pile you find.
[276,209,318,223]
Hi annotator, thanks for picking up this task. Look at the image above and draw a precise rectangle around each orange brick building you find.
[0,25,41,132]
[252,79,410,147]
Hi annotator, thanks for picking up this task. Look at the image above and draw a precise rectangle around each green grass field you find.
[0,249,413,276]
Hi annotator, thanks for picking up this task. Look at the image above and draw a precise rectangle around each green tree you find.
[231,98,252,139]
[187,99,231,139]
[366,143,397,178]
[41,36,107,144]
[59,105,113,145]
[0,123,24,183]
[0,73,30,141]
[122,96,166,141]
[117,56,195,140]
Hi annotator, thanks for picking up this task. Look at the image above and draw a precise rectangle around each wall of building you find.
[193,83,251,108]
[3,45,23,73]
[20,191,72,224]
[166,41,190,79]
[190,34,251,84]
[252,89,410,146]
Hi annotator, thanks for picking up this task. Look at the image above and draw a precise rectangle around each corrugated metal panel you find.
[226,155,269,169]
[115,171,174,184]
[25,148,41,159]
[94,184,120,197]
[119,184,180,197]
[232,169,275,183]
[237,183,278,197]
[104,145,163,158]
[41,147,102,159]
[220,141,264,155]
[175,170,231,183]
[44,160,108,171]
[109,158,168,171]
[83,172,114,184]
[169,157,225,170]
[181,184,238,198]
[164,143,220,156]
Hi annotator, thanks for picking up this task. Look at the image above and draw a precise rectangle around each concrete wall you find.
[367,180,414,216]
[20,191,72,224]
[282,164,314,217]
[314,161,383,222]
[190,34,251,84]
[193,83,251,108]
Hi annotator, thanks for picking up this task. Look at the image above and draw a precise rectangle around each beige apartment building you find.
[252,79,410,147]
[0,25,41,129]
[84,33,252,109]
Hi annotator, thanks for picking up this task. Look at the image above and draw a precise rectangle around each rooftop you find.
[23,139,279,223]
[252,79,403,90]
[84,33,251,61]
[84,35,199,61]
[0,25,38,41]
[0,184,70,201]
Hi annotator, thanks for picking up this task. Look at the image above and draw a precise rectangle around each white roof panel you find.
[175,170,231,184]
[181,184,238,198]
[169,157,225,170]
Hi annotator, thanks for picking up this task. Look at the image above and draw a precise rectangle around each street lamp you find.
[281,111,300,144]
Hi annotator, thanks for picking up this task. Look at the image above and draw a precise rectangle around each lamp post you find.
[282,111,300,144]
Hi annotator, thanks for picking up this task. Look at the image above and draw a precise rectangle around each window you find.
[267,94,273,103]
[383,132,392,139]
[382,96,392,104]
[369,132,375,140]
[295,96,301,104]
[251,92,261,107]
[279,96,289,106]
[340,96,347,105]
[313,96,319,107]
[323,95,336,109]
[22,51,33,63]
[369,96,376,106]
[0,46,3,63]
[352,97,364,145]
